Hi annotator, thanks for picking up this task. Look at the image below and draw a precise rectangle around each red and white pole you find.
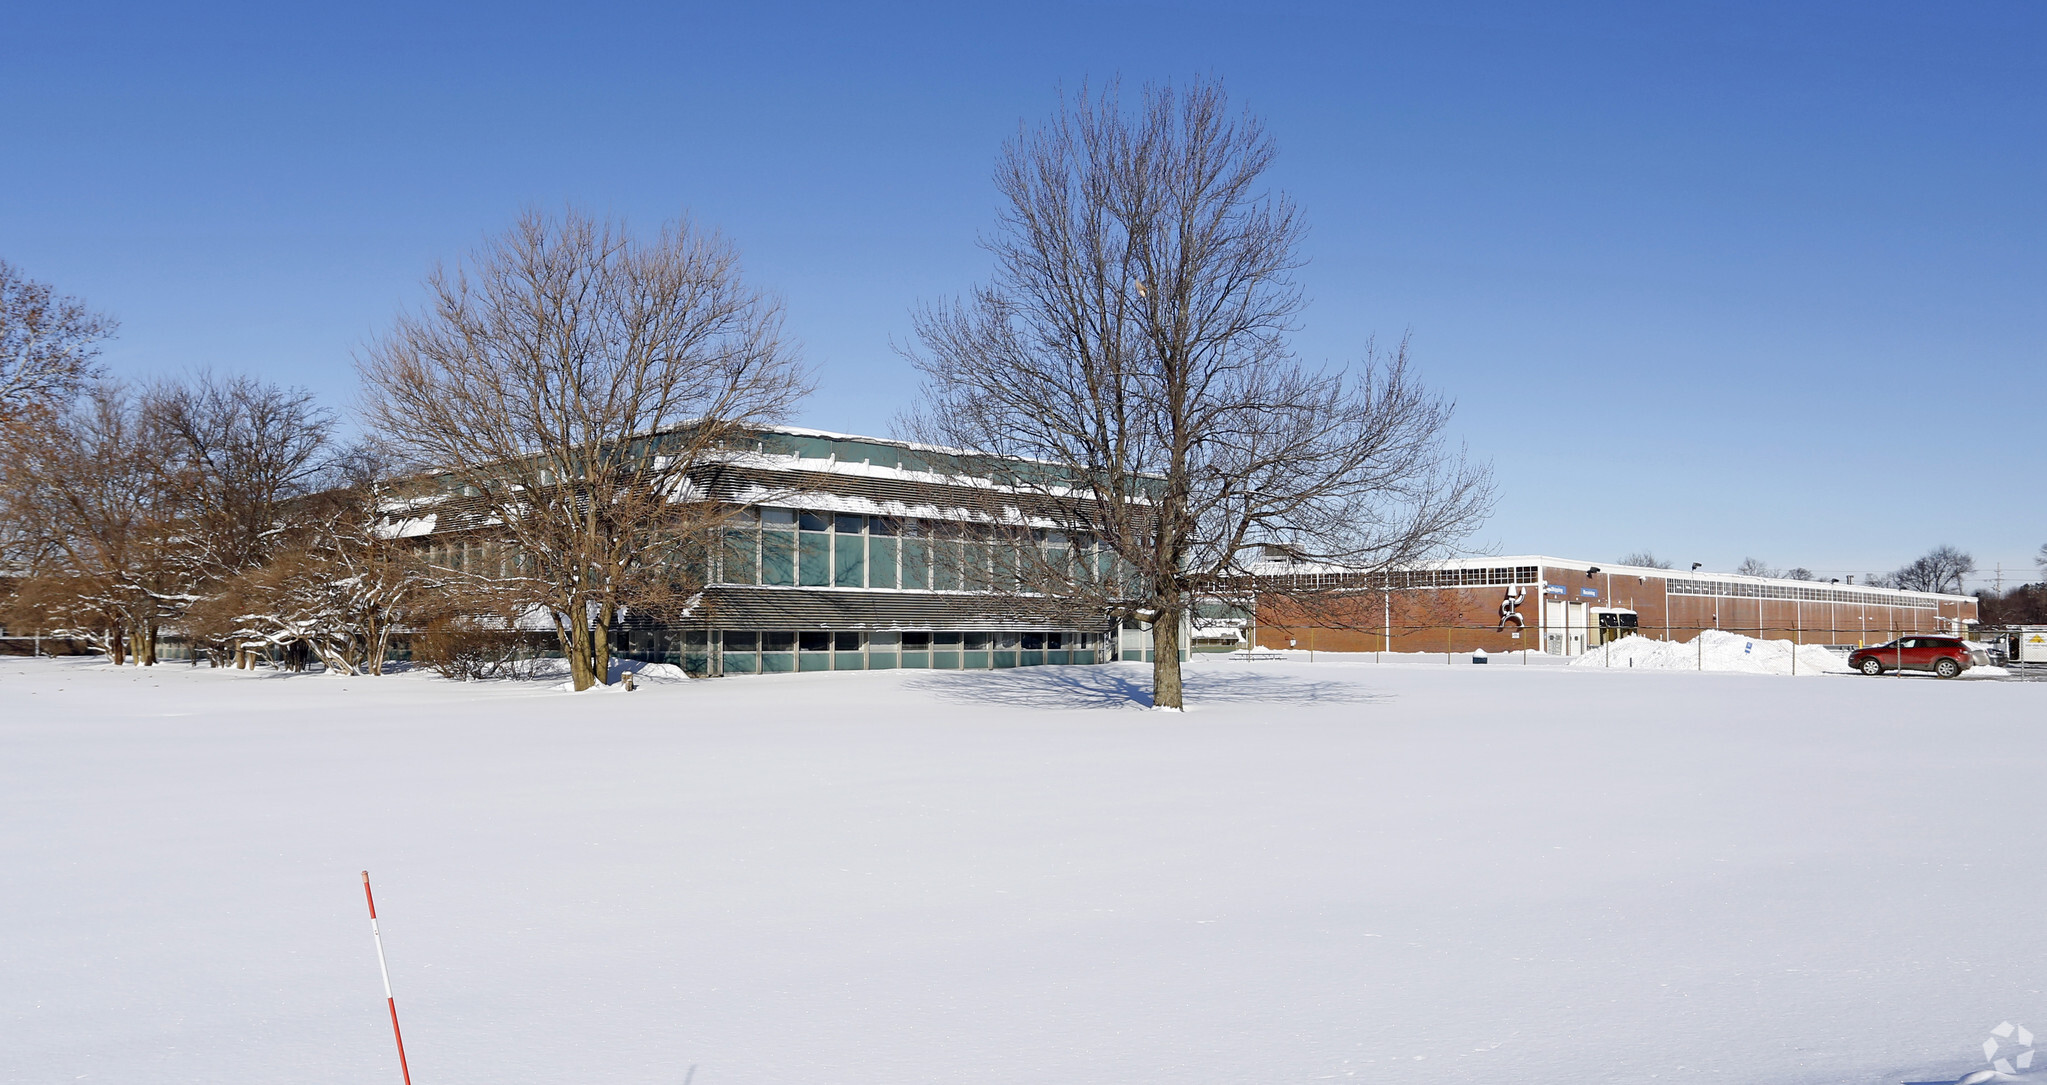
[361,870,414,1085]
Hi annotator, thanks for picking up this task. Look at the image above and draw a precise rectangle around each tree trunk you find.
[366,618,388,676]
[1152,598,1185,710]
[555,607,597,691]
[111,626,126,665]
[592,603,613,687]
[138,620,157,666]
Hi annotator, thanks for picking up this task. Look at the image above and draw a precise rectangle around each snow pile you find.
[1570,629,1850,675]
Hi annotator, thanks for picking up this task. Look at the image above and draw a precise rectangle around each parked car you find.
[1847,636,1982,678]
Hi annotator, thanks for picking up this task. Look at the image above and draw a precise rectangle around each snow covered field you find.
[5,655,2046,1085]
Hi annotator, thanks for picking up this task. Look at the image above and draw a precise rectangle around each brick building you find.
[1245,555,1978,657]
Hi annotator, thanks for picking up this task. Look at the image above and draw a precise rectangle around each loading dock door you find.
[1544,600,1590,655]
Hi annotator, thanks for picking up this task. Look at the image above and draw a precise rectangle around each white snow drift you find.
[1570,628,1851,674]
[3,655,2043,1085]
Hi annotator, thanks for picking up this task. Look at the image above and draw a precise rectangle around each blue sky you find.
[4,2,2041,587]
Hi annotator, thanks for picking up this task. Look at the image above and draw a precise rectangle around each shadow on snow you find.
[906,663,1387,711]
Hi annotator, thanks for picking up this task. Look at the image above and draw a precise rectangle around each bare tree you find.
[0,382,187,663]
[147,372,337,581]
[1892,545,1974,595]
[1619,551,1673,569]
[184,446,425,675]
[0,259,118,416]
[904,80,1491,709]
[359,209,807,690]
[1735,557,1778,578]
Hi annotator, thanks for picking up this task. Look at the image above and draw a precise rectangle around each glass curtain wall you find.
[713,507,1126,595]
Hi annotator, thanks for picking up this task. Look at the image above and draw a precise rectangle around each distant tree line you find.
[0,216,805,688]
[1620,544,2021,599]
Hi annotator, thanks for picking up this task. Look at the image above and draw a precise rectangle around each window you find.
[724,632,758,651]
[902,535,931,590]
[763,631,796,652]
[901,632,931,649]
[762,529,795,585]
[799,529,830,587]
[834,631,862,651]
[834,515,865,586]
[931,538,963,591]
[799,631,830,653]
[720,527,759,585]
[868,535,898,589]
[1022,632,1045,650]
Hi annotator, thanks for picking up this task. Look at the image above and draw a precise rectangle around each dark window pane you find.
[724,631,758,651]
[964,632,991,650]
[763,631,796,652]
[902,539,932,591]
[835,513,865,534]
[869,516,899,536]
[799,511,830,532]
[868,537,898,589]
[901,631,931,649]
[933,631,962,646]
[963,542,992,591]
[931,540,962,591]
[835,533,865,586]
[1046,632,1063,649]
[720,529,759,585]
[799,631,830,652]
[761,531,795,585]
[762,507,797,527]
[834,631,862,651]
[799,532,830,586]
[1021,632,1045,650]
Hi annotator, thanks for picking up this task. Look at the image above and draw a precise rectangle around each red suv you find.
[1848,636,1977,678]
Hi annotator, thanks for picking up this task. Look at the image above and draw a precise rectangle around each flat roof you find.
[1244,552,1976,604]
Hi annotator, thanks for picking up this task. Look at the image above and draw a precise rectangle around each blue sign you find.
[1579,587,1599,597]
[1544,585,1566,595]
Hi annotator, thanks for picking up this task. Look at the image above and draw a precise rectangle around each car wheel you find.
[1859,657,1884,676]
[1935,657,1960,679]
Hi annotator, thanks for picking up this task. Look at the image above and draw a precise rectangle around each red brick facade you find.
[1250,559,1979,656]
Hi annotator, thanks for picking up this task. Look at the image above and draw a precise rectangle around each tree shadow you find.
[907,664,1387,711]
